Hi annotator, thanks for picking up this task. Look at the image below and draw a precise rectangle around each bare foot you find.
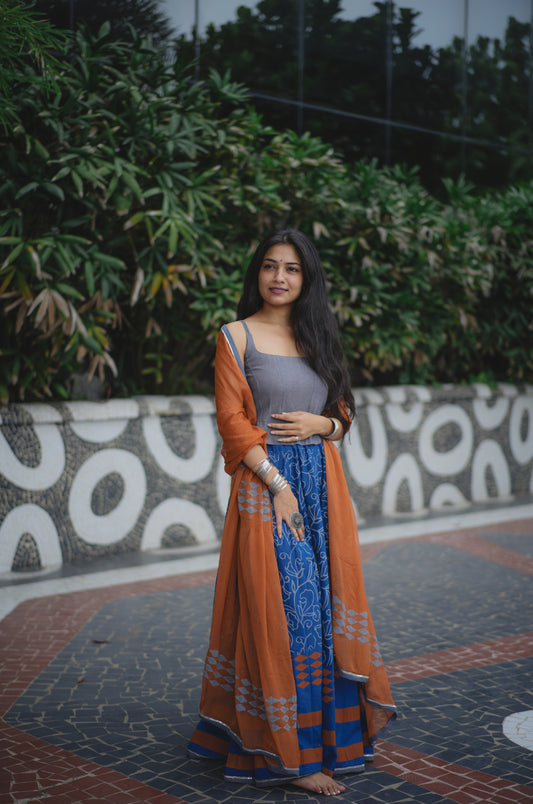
[291,771,345,796]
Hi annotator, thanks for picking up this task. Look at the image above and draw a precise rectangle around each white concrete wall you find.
[1,384,532,573]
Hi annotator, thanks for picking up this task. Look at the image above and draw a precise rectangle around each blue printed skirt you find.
[188,443,372,785]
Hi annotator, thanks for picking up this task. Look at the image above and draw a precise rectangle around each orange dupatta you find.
[197,329,396,773]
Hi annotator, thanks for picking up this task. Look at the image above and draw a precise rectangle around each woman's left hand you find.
[268,411,330,442]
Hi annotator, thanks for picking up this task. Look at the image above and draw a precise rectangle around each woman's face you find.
[257,243,303,309]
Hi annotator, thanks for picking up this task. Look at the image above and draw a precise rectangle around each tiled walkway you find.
[1,511,532,803]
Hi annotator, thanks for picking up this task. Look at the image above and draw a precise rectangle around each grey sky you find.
[164,0,531,49]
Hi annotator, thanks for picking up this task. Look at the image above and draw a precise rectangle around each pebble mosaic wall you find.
[0,384,532,574]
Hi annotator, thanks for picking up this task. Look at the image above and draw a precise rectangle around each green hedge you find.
[1,24,532,403]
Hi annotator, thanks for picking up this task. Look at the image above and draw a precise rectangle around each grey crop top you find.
[242,321,328,445]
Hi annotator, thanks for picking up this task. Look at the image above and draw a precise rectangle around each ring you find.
[290,512,304,529]
[294,436,299,442]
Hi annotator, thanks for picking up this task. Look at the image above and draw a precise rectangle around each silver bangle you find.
[268,472,288,496]
[323,417,341,440]
[253,458,274,482]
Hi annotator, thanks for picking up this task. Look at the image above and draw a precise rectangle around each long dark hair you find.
[236,229,355,430]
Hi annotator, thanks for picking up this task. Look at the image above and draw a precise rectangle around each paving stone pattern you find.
[1,522,533,803]
[362,540,533,661]
[481,530,533,559]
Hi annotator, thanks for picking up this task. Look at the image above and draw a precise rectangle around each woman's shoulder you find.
[221,320,247,362]
[224,320,243,334]
[223,320,246,341]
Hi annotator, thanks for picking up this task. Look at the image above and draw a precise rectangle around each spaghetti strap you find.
[220,324,245,375]
[240,320,257,353]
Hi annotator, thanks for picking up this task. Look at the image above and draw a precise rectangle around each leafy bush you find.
[319,167,533,386]
[1,22,532,403]
[0,23,250,401]
[0,0,63,131]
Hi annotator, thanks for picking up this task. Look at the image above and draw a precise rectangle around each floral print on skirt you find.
[188,443,373,785]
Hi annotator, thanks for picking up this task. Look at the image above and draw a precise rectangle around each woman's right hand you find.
[272,484,305,542]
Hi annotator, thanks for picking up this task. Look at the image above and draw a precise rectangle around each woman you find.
[188,230,396,796]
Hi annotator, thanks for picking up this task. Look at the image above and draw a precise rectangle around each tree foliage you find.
[0,0,64,130]
[0,15,532,404]
[176,0,533,191]
[30,0,174,43]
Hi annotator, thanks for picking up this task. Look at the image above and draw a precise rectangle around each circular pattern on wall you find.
[344,406,388,487]
[0,408,65,491]
[382,453,425,517]
[141,498,217,550]
[472,385,509,430]
[68,449,146,545]
[419,405,473,476]
[66,400,139,443]
[216,454,231,515]
[143,398,216,483]
[509,396,533,465]
[385,386,431,433]
[471,440,511,501]
[430,483,469,511]
[1,387,533,572]
[0,504,62,574]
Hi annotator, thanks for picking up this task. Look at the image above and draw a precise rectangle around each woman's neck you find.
[252,305,292,327]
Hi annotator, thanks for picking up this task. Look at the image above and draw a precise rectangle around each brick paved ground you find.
[1,517,532,803]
